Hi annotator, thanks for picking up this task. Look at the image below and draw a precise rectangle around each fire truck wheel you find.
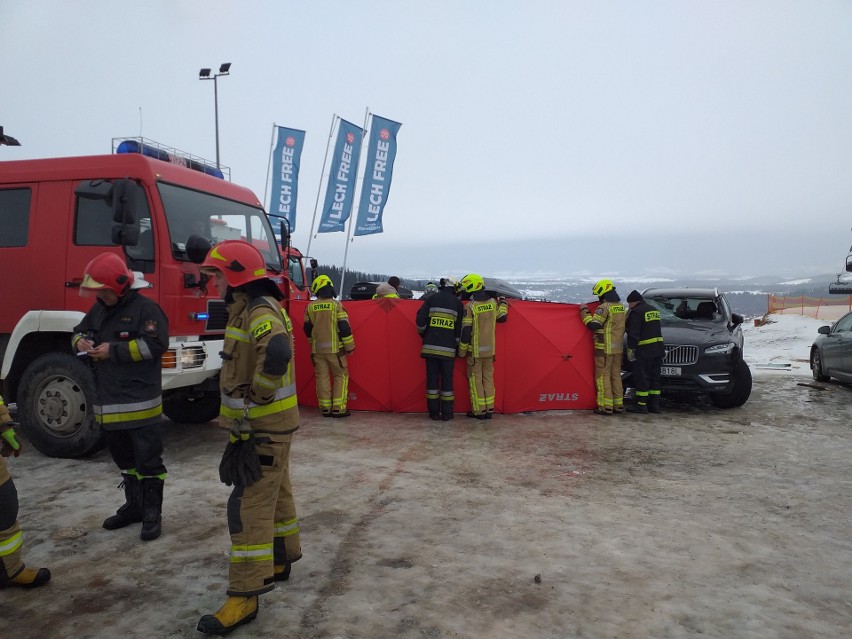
[163,390,221,424]
[17,352,104,459]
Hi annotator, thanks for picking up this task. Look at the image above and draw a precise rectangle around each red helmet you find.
[200,240,267,288]
[80,252,134,297]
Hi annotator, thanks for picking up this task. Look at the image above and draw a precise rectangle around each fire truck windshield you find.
[157,182,282,271]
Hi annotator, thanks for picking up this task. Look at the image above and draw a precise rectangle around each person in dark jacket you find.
[416,277,465,421]
[625,290,665,414]
[72,252,169,541]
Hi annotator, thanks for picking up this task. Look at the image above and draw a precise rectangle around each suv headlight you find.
[705,343,735,355]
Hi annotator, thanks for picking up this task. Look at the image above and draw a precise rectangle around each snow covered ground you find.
[741,313,830,377]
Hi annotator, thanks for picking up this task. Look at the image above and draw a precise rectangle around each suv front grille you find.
[664,345,699,366]
[205,300,228,333]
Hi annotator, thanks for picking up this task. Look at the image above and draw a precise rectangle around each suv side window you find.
[0,188,32,247]
[834,314,852,333]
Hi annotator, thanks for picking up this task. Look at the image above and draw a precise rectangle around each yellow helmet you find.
[311,274,333,295]
[592,278,614,297]
[460,273,485,293]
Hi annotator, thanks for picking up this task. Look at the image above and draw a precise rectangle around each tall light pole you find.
[198,63,231,168]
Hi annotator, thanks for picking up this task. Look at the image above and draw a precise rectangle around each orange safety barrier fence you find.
[767,294,852,321]
[289,298,598,414]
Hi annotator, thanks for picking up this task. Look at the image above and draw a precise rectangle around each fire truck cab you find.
[0,140,294,458]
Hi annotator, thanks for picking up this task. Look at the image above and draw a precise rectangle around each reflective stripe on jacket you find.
[581,300,627,354]
[220,292,299,435]
[416,289,465,359]
[72,291,168,430]
[303,298,354,354]
[459,294,508,358]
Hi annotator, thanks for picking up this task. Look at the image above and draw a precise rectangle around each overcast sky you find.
[3,1,852,280]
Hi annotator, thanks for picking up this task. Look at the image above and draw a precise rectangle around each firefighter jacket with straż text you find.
[72,291,168,431]
[626,301,665,359]
[303,298,354,355]
[458,293,508,358]
[416,288,465,359]
[219,292,299,436]
[580,298,627,355]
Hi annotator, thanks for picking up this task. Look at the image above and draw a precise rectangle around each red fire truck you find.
[0,139,309,458]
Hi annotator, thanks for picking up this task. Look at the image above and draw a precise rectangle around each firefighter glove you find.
[1,426,22,457]
[627,349,636,362]
[219,417,262,487]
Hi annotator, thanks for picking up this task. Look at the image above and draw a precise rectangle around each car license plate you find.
[661,366,682,376]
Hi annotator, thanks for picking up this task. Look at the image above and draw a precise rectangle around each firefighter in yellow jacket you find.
[304,275,355,418]
[197,240,302,635]
[0,395,51,589]
[457,274,508,419]
[580,279,627,415]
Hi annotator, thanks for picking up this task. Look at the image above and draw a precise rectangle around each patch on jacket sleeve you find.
[252,320,273,340]
[144,319,158,333]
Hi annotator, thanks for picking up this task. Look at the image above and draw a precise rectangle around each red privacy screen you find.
[289,298,596,414]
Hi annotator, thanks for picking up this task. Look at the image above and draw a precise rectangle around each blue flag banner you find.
[318,118,363,233]
[354,115,402,236]
[270,126,306,232]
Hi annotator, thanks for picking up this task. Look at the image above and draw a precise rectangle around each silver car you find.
[810,311,852,383]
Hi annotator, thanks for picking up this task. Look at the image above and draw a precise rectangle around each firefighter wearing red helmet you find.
[197,240,302,636]
[579,278,627,415]
[0,395,52,589]
[72,252,169,540]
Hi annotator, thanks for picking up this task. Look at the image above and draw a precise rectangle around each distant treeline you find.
[313,265,426,296]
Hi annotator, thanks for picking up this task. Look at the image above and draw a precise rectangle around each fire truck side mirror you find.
[310,258,318,270]
[846,254,852,273]
[107,179,137,225]
[280,219,292,250]
[111,225,139,246]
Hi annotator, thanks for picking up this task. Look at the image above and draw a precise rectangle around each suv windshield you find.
[644,295,722,323]
[157,182,282,271]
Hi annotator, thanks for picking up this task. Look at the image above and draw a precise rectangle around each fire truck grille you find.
[205,300,229,332]
[663,345,699,366]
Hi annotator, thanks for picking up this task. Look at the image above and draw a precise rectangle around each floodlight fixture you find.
[198,63,232,168]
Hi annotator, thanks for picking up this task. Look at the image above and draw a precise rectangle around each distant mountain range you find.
[502,273,852,317]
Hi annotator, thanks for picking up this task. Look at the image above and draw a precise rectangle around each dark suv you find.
[624,287,752,408]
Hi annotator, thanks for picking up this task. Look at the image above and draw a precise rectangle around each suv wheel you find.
[709,359,752,409]
[811,348,830,382]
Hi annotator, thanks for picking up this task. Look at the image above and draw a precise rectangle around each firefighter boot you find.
[197,596,258,635]
[273,561,292,581]
[648,396,662,414]
[140,478,164,541]
[441,400,454,421]
[103,474,143,530]
[1,566,51,589]
[427,397,441,421]
[626,402,648,414]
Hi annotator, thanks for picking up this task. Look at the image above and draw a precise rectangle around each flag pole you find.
[305,114,338,259]
[263,122,277,213]
[338,107,371,297]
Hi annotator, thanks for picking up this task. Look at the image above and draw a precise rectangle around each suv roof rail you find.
[112,137,230,181]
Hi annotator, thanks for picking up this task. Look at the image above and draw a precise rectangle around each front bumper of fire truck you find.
[161,339,224,390]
